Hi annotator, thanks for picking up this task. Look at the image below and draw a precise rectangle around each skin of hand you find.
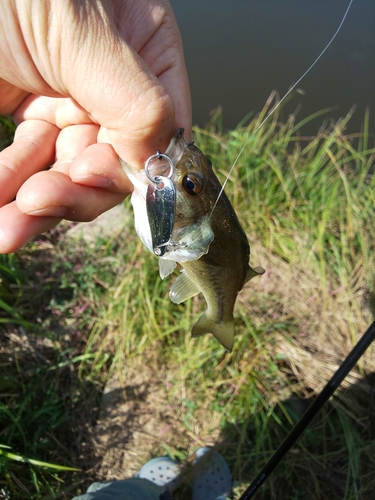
[0,0,192,253]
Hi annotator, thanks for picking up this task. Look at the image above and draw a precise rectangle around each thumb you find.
[53,0,190,168]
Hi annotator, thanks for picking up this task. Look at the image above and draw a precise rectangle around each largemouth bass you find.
[121,128,264,351]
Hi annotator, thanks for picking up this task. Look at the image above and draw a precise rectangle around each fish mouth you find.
[165,128,187,166]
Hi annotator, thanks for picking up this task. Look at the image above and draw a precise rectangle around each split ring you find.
[145,152,174,184]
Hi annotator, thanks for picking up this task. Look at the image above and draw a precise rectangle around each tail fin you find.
[191,313,234,352]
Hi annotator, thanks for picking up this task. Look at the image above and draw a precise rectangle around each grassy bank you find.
[1,105,375,499]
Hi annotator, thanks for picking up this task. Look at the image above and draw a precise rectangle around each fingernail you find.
[27,206,67,217]
[73,174,113,188]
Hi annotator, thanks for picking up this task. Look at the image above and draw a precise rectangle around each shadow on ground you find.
[218,371,375,500]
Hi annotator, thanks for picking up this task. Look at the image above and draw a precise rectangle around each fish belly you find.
[182,259,239,351]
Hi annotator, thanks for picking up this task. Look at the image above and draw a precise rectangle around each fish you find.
[121,128,264,351]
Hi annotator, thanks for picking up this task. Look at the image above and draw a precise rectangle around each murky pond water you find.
[171,0,375,134]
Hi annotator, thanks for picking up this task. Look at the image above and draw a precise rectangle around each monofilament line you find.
[209,0,354,219]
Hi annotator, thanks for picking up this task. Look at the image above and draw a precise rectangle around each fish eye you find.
[182,174,203,196]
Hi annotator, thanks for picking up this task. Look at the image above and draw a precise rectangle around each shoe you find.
[135,456,180,491]
[192,447,231,500]
[135,447,231,500]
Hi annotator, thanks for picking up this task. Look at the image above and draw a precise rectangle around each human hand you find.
[0,0,191,253]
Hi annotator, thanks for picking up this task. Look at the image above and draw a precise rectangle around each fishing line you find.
[239,319,375,500]
[209,0,354,219]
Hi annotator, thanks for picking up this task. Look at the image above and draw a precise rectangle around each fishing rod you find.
[239,319,375,500]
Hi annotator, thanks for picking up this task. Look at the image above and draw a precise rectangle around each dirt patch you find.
[93,365,175,480]
[91,359,215,500]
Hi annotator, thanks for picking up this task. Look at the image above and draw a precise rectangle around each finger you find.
[90,49,176,170]
[16,170,128,221]
[13,95,93,129]
[157,65,192,142]
[112,0,191,138]
[14,100,130,189]
[135,9,192,140]
[0,79,30,115]
[0,201,60,254]
[69,143,132,192]
[52,123,100,175]
[0,120,59,206]
[52,125,132,193]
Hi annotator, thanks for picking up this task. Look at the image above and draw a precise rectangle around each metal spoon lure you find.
[145,151,176,257]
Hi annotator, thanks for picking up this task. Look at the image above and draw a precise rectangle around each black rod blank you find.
[239,319,375,500]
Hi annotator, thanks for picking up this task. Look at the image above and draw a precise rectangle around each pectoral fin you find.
[246,265,265,283]
[191,313,234,352]
[159,259,176,279]
[169,270,200,304]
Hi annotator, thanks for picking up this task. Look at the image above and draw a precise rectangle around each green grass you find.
[1,103,375,499]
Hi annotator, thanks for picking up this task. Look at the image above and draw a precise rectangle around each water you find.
[170,0,375,134]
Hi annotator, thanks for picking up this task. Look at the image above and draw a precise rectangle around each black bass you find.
[121,128,264,351]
